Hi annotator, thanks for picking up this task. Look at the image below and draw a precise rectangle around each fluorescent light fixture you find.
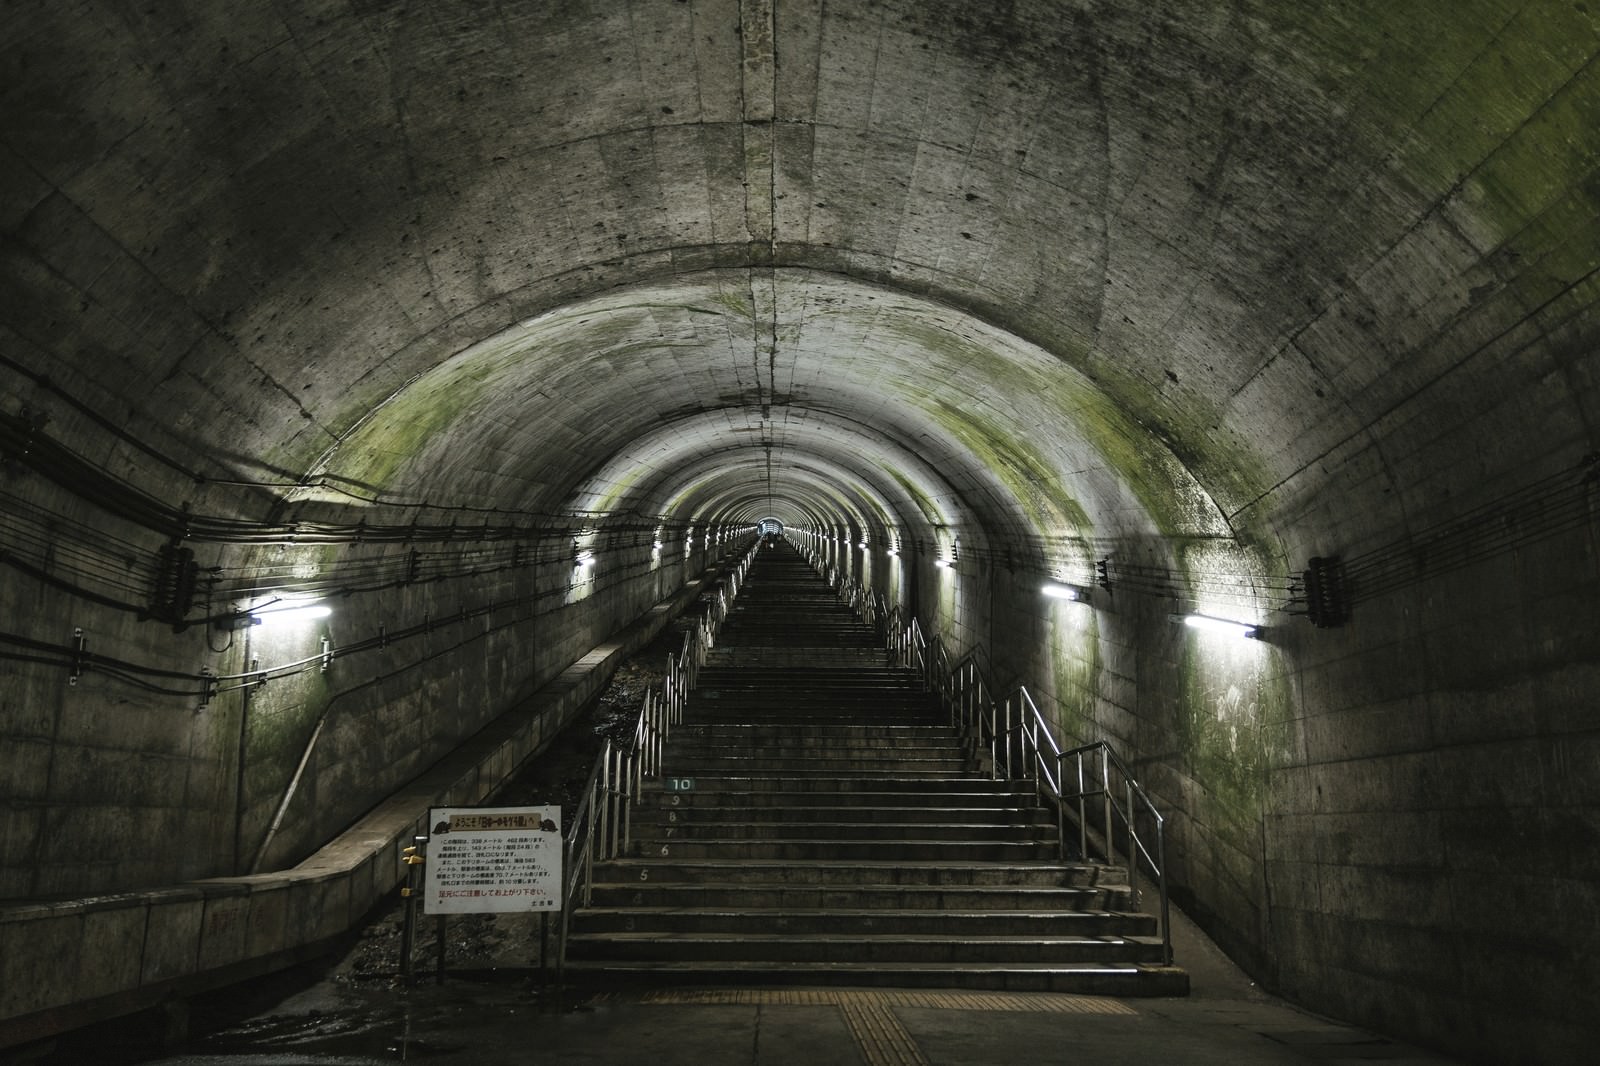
[1175,613,1262,639]
[251,603,331,627]
[1042,583,1086,601]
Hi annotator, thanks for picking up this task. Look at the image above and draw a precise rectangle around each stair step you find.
[667,743,966,757]
[662,758,970,773]
[645,774,1023,792]
[566,932,1167,964]
[586,882,1131,911]
[558,959,1189,996]
[573,908,1156,937]
[592,860,1122,887]
[681,713,940,723]
[643,788,1041,809]
[632,804,1051,824]
[695,678,921,687]
[644,778,1036,797]
[674,724,960,740]
[631,821,1057,842]
[632,839,1059,861]
[666,743,966,758]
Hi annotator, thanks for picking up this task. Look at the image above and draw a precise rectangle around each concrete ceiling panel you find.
[2,0,1596,570]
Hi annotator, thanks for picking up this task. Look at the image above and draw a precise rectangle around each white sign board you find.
[422,805,563,914]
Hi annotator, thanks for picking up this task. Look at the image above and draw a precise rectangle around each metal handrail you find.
[1058,741,1172,965]
[556,539,759,977]
[817,560,1173,968]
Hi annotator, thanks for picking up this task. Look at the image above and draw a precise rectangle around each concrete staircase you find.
[563,542,1187,994]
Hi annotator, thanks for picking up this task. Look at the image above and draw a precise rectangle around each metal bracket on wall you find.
[1303,556,1351,628]
[69,627,86,686]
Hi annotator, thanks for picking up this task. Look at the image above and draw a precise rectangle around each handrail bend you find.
[806,546,1173,967]
[556,539,760,976]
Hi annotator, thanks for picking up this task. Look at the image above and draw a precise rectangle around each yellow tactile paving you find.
[639,986,1137,1064]
[871,989,1136,1015]
[641,987,1134,1015]
[838,997,928,1066]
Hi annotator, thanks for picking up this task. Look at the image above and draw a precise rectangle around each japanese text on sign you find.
[422,805,563,914]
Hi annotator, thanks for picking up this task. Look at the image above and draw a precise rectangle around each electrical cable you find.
[0,539,688,699]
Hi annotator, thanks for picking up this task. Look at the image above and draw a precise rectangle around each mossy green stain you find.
[883,463,947,527]
[333,369,490,490]
[879,314,1239,538]
[1175,637,1293,844]
[711,290,754,320]
[1066,383,1227,536]
[589,462,647,514]
[241,656,332,794]
[1049,609,1100,749]
[1251,0,1600,272]
[922,396,1093,536]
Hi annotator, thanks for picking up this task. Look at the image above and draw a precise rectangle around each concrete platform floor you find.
[118,906,1460,1066]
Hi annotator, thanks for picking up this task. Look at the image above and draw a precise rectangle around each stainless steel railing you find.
[556,540,758,976]
[1058,740,1172,965]
[810,549,1172,966]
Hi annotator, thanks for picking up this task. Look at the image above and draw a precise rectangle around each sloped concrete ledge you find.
[0,566,724,1050]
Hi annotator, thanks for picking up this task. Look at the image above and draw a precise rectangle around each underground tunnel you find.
[1,1,1597,1063]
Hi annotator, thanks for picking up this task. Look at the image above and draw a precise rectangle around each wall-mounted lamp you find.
[249,603,331,628]
[858,542,868,550]
[934,558,952,570]
[1173,613,1263,639]
[653,540,664,550]
[1041,583,1088,601]
[886,548,899,557]
[575,550,596,568]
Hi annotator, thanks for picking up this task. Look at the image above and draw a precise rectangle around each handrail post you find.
[644,692,655,779]
[1004,694,1014,779]
[623,752,634,855]
[582,778,597,906]
[987,686,998,781]
[1030,717,1042,801]
[1126,777,1138,904]
[613,745,625,857]
[1076,752,1088,861]
[1056,784,1066,861]
[597,740,611,861]
[1157,818,1172,965]
[608,745,621,858]
[1101,745,1113,865]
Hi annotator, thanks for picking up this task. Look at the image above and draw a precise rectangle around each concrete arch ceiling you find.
[303,272,1213,559]
[5,0,1596,564]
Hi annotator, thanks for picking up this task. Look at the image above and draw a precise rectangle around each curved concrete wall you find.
[0,558,732,1047]
[2,2,1597,1063]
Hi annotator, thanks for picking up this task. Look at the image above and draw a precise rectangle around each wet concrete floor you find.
[112,907,1458,1066]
